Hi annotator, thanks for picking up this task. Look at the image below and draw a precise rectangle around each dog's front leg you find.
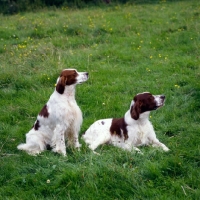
[74,136,82,149]
[152,139,169,151]
[69,125,82,149]
[52,126,67,156]
[66,129,81,150]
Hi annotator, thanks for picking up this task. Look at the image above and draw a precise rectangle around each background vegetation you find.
[2,0,110,14]
[0,0,199,199]
[0,0,183,14]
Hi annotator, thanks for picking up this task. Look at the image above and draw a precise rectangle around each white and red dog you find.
[83,92,169,153]
[17,69,89,156]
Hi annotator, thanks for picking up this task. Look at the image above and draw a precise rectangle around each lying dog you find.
[17,69,89,156]
[82,92,169,153]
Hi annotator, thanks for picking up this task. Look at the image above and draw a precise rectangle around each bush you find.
[0,0,110,14]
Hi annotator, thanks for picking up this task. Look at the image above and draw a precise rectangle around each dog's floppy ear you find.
[56,75,67,94]
[130,100,142,120]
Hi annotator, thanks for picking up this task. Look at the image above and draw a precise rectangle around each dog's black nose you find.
[161,95,165,99]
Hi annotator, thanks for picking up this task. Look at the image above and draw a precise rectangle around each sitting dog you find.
[82,92,169,153]
[17,69,89,156]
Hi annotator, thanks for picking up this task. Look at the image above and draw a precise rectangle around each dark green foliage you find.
[0,0,181,14]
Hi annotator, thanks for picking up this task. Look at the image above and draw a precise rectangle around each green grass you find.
[0,1,200,199]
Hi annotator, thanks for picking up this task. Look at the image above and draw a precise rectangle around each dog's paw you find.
[27,151,41,156]
[75,143,82,148]
[163,146,170,152]
[93,151,100,156]
[52,148,66,156]
[134,147,143,155]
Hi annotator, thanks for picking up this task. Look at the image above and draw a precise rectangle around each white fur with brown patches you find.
[83,92,169,153]
[17,69,89,156]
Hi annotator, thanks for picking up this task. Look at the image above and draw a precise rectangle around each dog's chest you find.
[128,120,151,145]
[48,96,82,124]
[61,101,82,121]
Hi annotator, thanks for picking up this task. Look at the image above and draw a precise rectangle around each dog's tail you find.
[17,143,42,155]
[17,143,31,151]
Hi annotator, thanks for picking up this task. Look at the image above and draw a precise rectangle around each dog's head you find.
[130,92,165,120]
[56,69,89,94]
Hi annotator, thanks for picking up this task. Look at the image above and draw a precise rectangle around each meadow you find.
[0,0,200,199]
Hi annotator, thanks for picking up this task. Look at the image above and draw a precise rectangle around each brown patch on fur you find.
[39,105,49,118]
[130,101,141,120]
[56,76,66,94]
[34,120,40,130]
[56,69,78,94]
[110,118,128,140]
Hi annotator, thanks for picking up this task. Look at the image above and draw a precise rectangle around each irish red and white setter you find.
[17,69,89,156]
[83,92,169,153]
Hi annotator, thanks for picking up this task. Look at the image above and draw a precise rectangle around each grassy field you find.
[0,0,200,199]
